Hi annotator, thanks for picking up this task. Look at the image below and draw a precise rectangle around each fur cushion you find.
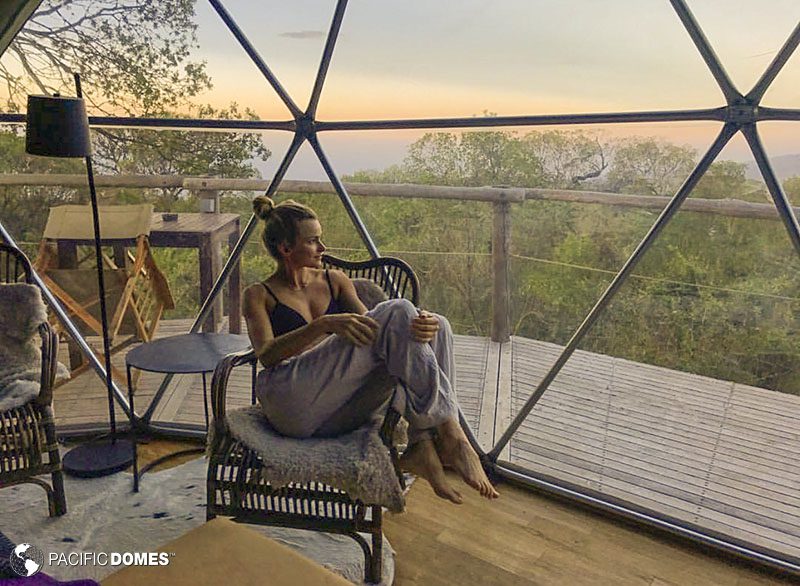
[0,284,47,410]
[220,406,404,512]
[352,278,388,310]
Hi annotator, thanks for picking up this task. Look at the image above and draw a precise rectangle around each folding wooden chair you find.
[33,204,174,381]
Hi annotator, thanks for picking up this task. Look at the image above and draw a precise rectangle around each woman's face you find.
[283,218,326,268]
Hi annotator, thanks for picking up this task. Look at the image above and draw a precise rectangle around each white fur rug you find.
[0,457,394,584]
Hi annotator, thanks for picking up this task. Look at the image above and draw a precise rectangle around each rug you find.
[0,457,394,585]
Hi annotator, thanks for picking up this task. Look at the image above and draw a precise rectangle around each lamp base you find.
[62,438,135,478]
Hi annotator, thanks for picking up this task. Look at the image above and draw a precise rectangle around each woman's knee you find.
[373,298,417,321]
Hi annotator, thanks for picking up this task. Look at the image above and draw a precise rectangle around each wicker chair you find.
[207,255,419,583]
[0,243,66,517]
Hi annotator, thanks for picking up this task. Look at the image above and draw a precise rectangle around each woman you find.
[243,196,498,503]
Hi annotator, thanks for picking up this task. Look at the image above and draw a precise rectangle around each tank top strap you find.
[261,281,280,304]
[324,269,335,298]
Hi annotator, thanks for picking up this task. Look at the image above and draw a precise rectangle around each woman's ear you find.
[278,241,292,259]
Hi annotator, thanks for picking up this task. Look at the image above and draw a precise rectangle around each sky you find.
[187,0,800,180]
[8,0,800,180]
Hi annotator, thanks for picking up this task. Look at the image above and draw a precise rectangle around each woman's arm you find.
[243,282,379,368]
[329,269,368,315]
[330,269,439,343]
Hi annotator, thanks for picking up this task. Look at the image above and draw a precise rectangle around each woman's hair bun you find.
[253,195,275,220]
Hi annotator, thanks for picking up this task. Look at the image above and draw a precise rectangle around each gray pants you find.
[256,298,458,445]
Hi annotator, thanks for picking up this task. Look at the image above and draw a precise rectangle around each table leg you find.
[127,365,139,493]
[57,242,84,370]
[251,361,257,406]
[227,224,241,334]
[202,372,210,431]
[199,237,222,333]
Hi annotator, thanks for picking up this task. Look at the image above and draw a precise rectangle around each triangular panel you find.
[319,0,721,121]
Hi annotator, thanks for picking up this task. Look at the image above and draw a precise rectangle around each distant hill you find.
[745,154,800,182]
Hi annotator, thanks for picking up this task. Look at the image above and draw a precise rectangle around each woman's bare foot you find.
[436,421,500,500]
[400,438,463,504]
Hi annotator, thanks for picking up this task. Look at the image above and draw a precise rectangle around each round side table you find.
[126,332,251,491]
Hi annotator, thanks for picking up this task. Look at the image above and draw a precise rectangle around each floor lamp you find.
[25,73,134,477]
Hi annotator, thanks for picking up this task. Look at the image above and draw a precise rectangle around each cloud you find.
[279,30,325,40]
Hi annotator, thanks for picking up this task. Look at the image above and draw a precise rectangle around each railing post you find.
[197,188,223,330]
[491,200,511,343]
[198,188,221,214]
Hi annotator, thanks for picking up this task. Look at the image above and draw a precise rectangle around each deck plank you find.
[508,336,800,561]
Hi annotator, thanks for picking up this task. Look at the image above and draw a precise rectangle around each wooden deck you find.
[53,321,800,564]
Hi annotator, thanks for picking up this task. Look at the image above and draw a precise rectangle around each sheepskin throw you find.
[351,278,388,310]
[0,283,48,410]
[222,406,405,512]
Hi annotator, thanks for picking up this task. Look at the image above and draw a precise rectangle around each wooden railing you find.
[1,173,794,342]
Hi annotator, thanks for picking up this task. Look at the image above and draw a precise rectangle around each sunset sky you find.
[188,0,800,179]
[6,1,800,180]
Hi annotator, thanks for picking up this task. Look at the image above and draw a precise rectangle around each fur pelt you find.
[351,278,388,310]
[216,406,405,512]
[0,284,48,410]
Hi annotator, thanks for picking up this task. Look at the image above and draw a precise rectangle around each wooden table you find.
[56,212,241,334]
[149,213,241,333]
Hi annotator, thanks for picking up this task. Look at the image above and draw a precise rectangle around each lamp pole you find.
[26,73,133,477]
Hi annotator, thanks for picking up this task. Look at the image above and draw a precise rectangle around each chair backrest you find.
[42,204,153,242]
[0,243,34,285]
[321,255,420,306]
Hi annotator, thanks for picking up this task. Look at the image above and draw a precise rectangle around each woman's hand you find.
[411,310,440,343]
[316,313,379,346]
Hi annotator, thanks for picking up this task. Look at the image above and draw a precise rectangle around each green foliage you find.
[783,175,800,203]
[1,108,796,396]
[604,137,697,196]
[0,128,84,241]
[347,128,609,189]
[4,0,209,115]
[97,103,271,210]
[342,130,799,395]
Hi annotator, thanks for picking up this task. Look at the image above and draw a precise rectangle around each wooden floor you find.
[385,471,794,586]
[53,320,800,568]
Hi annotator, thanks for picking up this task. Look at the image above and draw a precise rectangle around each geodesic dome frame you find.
[1,0,799,576]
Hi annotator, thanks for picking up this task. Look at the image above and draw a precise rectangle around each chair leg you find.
[366,506,383,583]
[51,470,67,516]
[367,531,383,583]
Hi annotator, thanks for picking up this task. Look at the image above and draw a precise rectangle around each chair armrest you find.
[210,348,257,436]
[34,321,58,407]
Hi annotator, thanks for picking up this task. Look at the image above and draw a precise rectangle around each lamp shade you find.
[25,94,92,158]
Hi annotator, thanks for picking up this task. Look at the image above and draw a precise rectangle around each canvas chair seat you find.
[33,204,174,382]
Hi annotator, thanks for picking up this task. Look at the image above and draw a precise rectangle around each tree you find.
[99,103,271,209]
[604,137,697,196]
[783,176,800,203]
[1,1,272,211]
[518,130,608,188]
[3,0,210,115]
[347,128,609,190]
[692,160,754,200]
[0,128,83,244]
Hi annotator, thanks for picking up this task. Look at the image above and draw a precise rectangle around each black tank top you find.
[262,269,342,336]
